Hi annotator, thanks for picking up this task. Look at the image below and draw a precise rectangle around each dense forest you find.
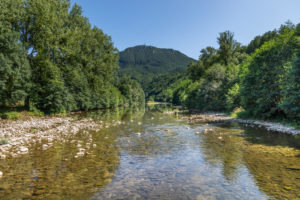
[0,0,144,114]
[119,45,194,91]
[146,21,300,121]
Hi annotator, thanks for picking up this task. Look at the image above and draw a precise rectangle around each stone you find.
[42,144,48,150]
[19,146,28,154]
[76,152,84,156]
[0,171,3,178]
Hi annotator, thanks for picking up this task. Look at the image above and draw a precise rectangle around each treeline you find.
[0,0,144,114]
[150,21,300,120]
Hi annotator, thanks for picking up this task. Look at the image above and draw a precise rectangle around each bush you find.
[225,83,240,111]
[27,109,44,117]
[230,107,252,119]
[1,112,23,120]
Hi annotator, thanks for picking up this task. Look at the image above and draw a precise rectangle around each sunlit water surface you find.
[0,105,299,200]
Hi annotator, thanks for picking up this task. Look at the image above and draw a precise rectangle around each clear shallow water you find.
[0,105,300,200]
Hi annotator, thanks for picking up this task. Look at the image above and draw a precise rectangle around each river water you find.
[0,105,299,200]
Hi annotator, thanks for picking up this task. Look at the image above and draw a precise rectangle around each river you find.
[0,105,299,200]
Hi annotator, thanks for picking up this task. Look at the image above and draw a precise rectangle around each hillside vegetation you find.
[119,45,195,91]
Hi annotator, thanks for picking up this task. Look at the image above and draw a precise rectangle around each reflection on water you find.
[0,105,300,200]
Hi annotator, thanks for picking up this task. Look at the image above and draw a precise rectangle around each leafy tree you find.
[118,77,145,105]
[0,0,144,113]
[246,30,278,54]
[0,31,31,106]
[240,27,296,118]
[225,83,240,111]
[280,24,300,119]
[217,31,240,66]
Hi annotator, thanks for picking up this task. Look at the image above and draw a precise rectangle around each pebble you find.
[76,151,84,157]
[0,116,117,157]
[19,146,28,154]
[42,144,48,149]
[0,171,3,178]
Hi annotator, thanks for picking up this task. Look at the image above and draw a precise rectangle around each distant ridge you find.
[119,45,195,88]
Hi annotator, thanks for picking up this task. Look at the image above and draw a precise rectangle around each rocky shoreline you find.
[185,112,300,136]
[0,116,123,160]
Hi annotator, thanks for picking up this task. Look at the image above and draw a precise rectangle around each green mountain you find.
[119,45,195,89]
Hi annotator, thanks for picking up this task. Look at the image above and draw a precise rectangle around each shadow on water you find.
[215,122,300,149]
[204,122,300,199]
[79,104,146,122]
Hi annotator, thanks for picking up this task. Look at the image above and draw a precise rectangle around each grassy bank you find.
[230,108,300,131]
[0,107,44,120]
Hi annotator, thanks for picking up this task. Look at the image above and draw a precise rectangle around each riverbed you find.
[0,105,299,199]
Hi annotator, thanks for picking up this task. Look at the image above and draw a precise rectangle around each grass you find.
[230,107,300,131]
[230,107,251,119]
[0,106,44,120]
[1,112,23,120]
[0,138,8,145]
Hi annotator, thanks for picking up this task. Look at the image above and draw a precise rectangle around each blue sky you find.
[71,0,300,59]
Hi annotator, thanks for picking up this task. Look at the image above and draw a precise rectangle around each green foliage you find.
[0,138,8,145]
[240,28,296,118]
[118,77,145,105]
[217,31,243,66]
[146,73,183,101]
[27,109,44,117]
[149,22,300,125]
[280,30,300,119]
[0,0,143,114]
[1,111,23,120]
[119,45,195,89]
[0,31,31,106]
[225,83,240,111]
[246,30,278,54]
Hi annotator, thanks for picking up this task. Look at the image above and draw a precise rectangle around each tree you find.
[280,24,300,119]
[217,31,240,66]
[240,28,296,118]
[0,31,31,106]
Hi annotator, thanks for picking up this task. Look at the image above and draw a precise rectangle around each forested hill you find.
[119,45,195,88]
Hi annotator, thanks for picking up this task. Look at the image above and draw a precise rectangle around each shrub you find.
[1,112,23,120]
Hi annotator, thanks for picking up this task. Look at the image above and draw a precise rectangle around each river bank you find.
[185,112,300,136]
[0,115,123,159]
